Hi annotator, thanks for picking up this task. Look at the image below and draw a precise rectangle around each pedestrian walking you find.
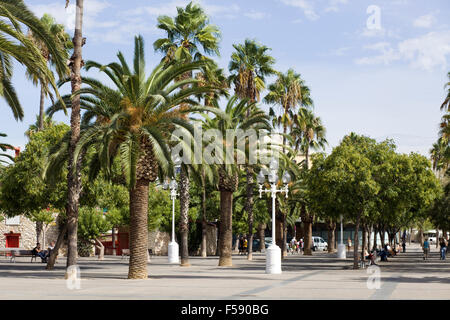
[402,241,406,253]
[439,238,447,260]
[423,238,430,261]
[347,237,352,253]
[238,236,244,255]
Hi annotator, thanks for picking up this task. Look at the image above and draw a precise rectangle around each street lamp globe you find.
[282,171,291,185]
[257,171,266,185]
[269,157,278,170]
[169,179,178,190]
[268,170,278,184]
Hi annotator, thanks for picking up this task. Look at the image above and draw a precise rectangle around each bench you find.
[10,250,38,263]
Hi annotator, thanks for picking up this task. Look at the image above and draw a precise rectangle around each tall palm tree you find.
[204,96,271,266]
[26,13,72,131]
[154,1,221,266]
[291,108,327,169]
[57,35,220,279]
[263,69,311,256]
[291,108,327,255]
[229,39,276,260]
[193,61,228,257]
[264,69,312,153]
[430,138,450,178]
[0,0,68,120]
[63,0,84,277]
[439,72,450,141]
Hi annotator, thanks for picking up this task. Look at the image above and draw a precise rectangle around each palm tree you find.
[441,72,450,113]
[25,115,55,138]
[0,0,68,120]
[154,1,221,266]
[291,108,327,169]
[192,61,228,257]
[63,0,84,277]
[291,108,327,255]
[264,69,312,153]
[430,138,450,178]
[229,39,276,260]
[58,35,221,279]
[0,133,14,166]
[439,72,450,141]
[26,13,72,131]
[204,96,271,266]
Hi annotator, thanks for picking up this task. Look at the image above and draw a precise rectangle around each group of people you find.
[238,236,248,255]
[422,237,448,261]
[288,238,304,254]
[32,241,55,263]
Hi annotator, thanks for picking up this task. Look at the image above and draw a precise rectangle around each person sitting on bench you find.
[32,243,48,263]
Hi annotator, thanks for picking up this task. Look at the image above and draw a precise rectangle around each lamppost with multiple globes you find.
[163,178,180,264]
[257,158,291,274]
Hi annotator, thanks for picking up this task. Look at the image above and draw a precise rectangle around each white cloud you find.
[413,13,437,28]
[280,0,319,21]
[325,0,348,13]
[30,1,113,32]
[398,31,450,70]
[355,31,450,71]
[327,47,351,56]
[126,0,240,19]
[244,11,269,20]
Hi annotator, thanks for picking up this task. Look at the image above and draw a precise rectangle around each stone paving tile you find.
[0,243,449,299]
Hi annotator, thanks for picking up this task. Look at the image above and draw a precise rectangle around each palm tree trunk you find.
[128,179,149,279]
[179,167,190,266]
[39,85,45,131]
[246,166,254,260]
[303,219,312,255]
[218,190,233,266]
[301,204,313,255]
[258,223,266,252]
[65,0,84,277]
[201,170,207,257]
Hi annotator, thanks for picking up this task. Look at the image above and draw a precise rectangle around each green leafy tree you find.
[0,123,69,246]
[78,207,112,260]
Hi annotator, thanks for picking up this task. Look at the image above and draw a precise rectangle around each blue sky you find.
[1,0,449,158]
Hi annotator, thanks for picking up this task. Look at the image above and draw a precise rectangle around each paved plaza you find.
[0,243,449,300]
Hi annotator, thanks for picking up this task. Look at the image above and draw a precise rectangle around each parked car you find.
[312,237,328,251]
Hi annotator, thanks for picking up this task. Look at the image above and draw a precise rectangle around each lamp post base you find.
[337,244,346,259]
[168,241,179,264]
[266,244,282,274]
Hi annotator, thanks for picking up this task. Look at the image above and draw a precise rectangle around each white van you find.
[312,237,328,251]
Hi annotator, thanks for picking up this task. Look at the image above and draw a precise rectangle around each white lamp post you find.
[164,178,180,264]
[257,158,290,274]
[337,214,346,259]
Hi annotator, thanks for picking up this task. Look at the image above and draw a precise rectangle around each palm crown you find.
[229,39,276,102]
[153,1,221,63]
